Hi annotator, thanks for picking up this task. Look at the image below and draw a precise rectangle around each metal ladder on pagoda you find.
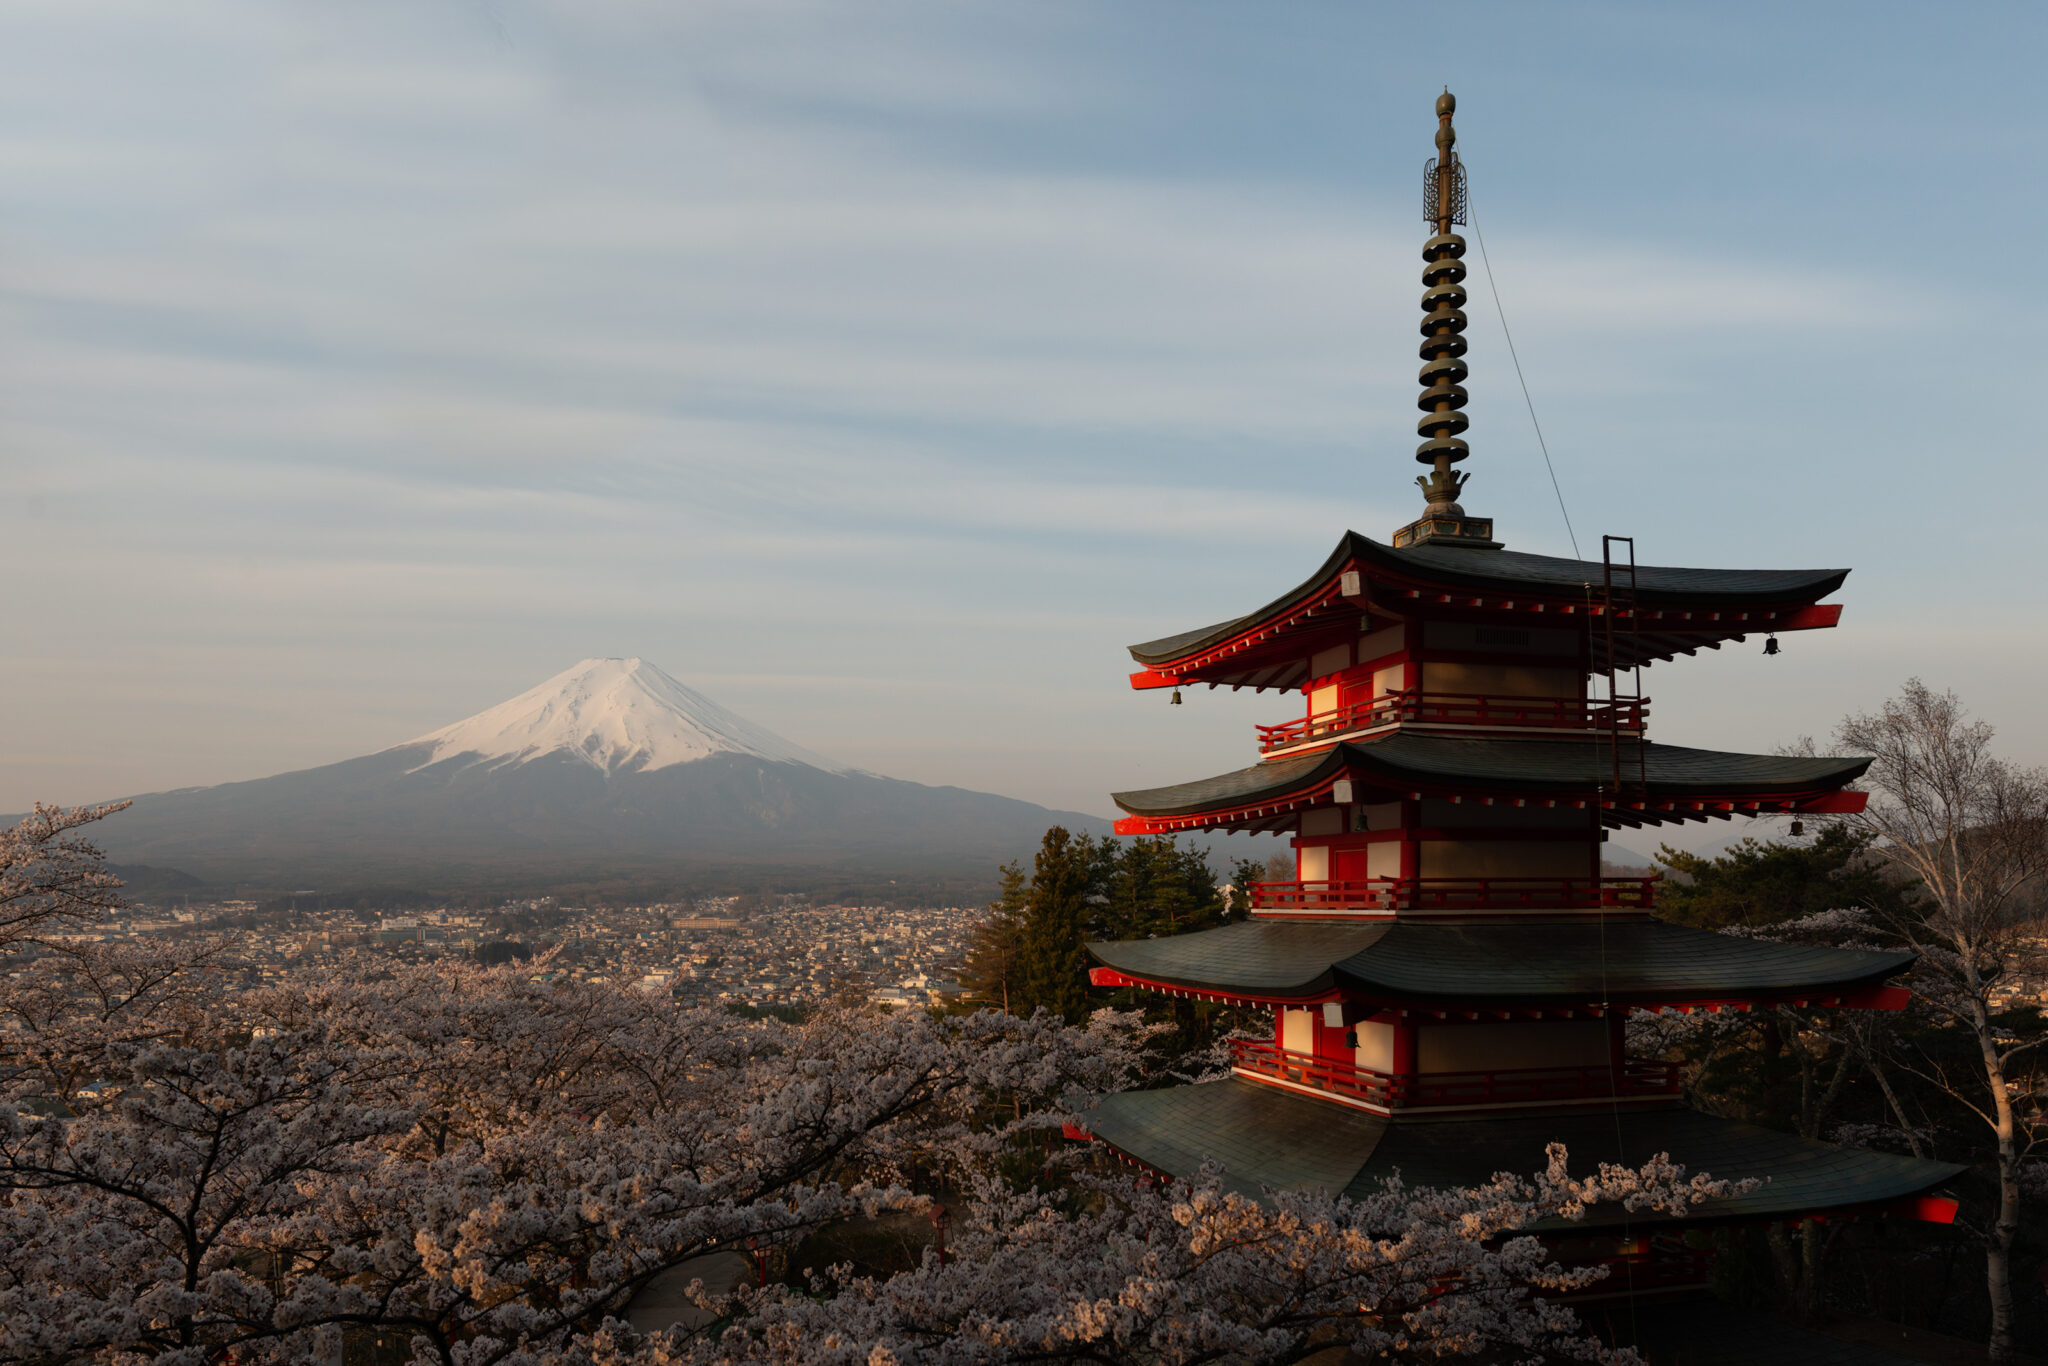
[1597,535,1648,810]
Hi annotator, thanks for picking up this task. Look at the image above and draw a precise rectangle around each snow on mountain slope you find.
[397,657,853,776]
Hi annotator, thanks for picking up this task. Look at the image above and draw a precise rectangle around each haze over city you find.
[5,0,2044,836]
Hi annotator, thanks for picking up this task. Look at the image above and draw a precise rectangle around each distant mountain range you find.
[62,658,1113,894]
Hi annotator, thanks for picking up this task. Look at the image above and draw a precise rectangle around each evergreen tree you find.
[1654,824,1912,930]
[1096,836,1229,941]
[960,861,1027,1013]
[1014,827,1108,1022]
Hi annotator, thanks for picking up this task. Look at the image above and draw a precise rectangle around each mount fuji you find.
[77,659,1112,891]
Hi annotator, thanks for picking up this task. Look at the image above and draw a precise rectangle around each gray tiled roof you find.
[1111,732,1871,817]
[1087,919,1914,1004]
[1079,1079,1963,1228]
[1129,532,1848,666]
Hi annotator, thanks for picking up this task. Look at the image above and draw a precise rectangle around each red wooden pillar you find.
[1390,1016,1418,1107]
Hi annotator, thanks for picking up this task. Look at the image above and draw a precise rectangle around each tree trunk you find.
[1978,1012,2020,1365]
[1858,1034,1926,1159]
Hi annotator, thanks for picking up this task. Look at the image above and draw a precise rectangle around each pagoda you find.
[1075,91,1961,1298]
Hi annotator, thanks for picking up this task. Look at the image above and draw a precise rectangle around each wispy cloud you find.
[0,0,2031,818]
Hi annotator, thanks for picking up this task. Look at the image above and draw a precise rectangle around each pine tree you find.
[1014,827,1105,1022]
[961,861,1028,1013]
[1654,825,1911,930]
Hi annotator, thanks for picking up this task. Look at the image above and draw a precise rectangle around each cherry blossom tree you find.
[2,960,1154,1365]
[0,801,129,954]
[0,807,1739,1366]
[572,1147,1743,1366]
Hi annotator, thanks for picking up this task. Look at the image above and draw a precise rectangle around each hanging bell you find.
[1763,635,1780,656]
[1789,819,1805,836]
[1170,688,1183,706]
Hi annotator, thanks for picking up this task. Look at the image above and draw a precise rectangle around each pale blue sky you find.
[4,1,2043,850]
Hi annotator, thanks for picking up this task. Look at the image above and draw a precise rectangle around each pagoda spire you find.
[1393,88,1498,550]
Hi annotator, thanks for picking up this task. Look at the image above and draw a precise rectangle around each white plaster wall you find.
[1353,1020,1394,1073]
[1418,841,1589,879]
[1358,802,1403,830]
[1299,808,1344,837]
[1367,842,1401,878]
[1358,624,1405,666]
[1420,662,1579,698]
[1420,800,1585,829]
[1417,1020,1607,1072]
[1297,845,1331,881]
[1281,1008,1316,1056]
[1310,644,1351,679]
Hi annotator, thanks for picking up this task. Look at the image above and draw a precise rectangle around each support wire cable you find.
[1460,131,1643,1344]
[1468,201,1581,561]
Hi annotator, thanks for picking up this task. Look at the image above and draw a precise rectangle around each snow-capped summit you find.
[397,657,852,776]
[69,656,1112,886]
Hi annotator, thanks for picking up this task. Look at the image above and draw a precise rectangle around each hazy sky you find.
[4,1,2044,853]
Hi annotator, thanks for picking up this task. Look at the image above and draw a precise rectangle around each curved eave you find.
[1075,1081,1964,1227]
[1086,919,1916,1010]
[1112,735,1873,835]
[1127,532,1849,691]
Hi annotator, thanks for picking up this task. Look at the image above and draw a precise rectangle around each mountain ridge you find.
[45,659,1116,893]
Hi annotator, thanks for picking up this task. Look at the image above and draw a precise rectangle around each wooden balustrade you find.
[1568,1236,1713,1295]
[1230,1039,1681,1109]
[1256,690,1647,753]
[1250,876,1657,913]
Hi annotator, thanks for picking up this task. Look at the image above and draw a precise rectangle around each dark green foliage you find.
[971,829,1244,1069]
[1654,825,1914,930]
[960,862,1028,1015]
[1015,827,1102,1022]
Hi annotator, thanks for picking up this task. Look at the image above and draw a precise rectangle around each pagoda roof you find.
[1085,918,1912,1008]
[1075,1079,1962,1229]
[1128,533,1847,689]
[1110,732,1871,833]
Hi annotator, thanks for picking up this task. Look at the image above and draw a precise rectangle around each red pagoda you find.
[1076,91,1960,1300]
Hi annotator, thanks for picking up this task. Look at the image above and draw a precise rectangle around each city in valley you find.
[48,896,974,1012]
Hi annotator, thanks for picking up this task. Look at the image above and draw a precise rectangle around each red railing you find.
[1230,1039,1682,1109]
[1256,690,1647,753]
[1568,1237,1713,1296]
[1250,876,1657,913]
